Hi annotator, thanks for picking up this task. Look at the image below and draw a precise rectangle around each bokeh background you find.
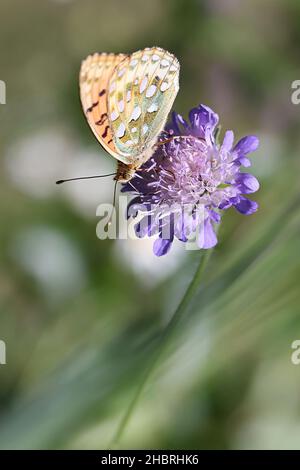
[0,0,300,450]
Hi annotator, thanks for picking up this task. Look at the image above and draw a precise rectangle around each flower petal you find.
[233,196,259,215]
[234,173,260,194]
[127,197,145,219]
[221,130,234,152]
[219,199,233,210]
[197,218,218,249]
[188,104,219,139]
[153,237,173,256]
[208,209,221,223]
[167,111,189,135]
[135,215,158,238]
[238,156,251,167]
[233,135,259,157]
[174,212,188,242]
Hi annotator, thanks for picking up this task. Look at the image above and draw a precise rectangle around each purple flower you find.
[122,104,260,256]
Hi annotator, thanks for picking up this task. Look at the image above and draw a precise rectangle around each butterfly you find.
[79,47,180,183]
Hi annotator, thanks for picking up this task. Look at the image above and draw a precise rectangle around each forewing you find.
[107,47,180,163]
[79,52,131,164]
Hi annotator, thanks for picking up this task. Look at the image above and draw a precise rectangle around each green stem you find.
[109,247,214,449]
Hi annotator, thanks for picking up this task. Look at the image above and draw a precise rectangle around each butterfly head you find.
[114,144,157,182]
[114,161,137,183]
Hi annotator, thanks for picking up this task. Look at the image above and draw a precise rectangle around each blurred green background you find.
[0,0,300,450]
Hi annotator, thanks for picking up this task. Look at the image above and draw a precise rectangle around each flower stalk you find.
[109,244,216,449]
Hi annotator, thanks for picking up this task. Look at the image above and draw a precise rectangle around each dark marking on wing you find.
[96,113,107,126]
[99,89,106,97]
[102,125,109,138]
[86,101,99,113]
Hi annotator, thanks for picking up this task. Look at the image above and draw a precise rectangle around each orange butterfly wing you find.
[79,52,130,165]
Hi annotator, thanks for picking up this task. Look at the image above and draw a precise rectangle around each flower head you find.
[122,104,260,256]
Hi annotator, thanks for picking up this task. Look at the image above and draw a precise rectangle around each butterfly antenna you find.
[108,179,118,226]
[113,178,118,209]
[56,173,116,185]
